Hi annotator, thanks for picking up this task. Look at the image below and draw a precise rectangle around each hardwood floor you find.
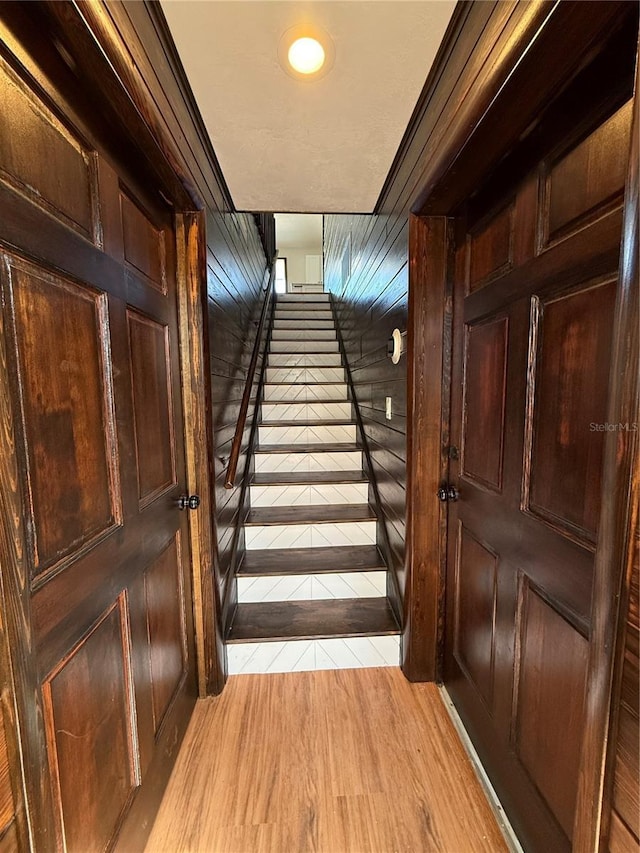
[145,668,508,853]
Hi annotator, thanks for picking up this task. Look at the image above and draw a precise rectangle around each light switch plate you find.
[385,397,392,420]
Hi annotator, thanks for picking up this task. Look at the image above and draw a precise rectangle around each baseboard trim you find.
[438,686,525,853]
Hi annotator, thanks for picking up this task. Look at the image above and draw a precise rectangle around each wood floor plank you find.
[227,598,399,642]
[246,504,376,526]
[145,669,509,853]
[239,545,385,576]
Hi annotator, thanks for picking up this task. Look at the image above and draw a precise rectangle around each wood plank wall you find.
[206,212,268,627]
[324,216,409,608]
[324,0,541,614]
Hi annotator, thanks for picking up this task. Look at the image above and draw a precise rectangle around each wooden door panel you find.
[121,190,167,294]
[462,316,508,491]
[466,202,514,292]
[127,310,176,506]
[514,582,588,839]
[454,524,498,711]
[0,43,196,850]
[524,278,617,545]
[42,595,138,853]
[145,535,187,734]
[541,100,633,248]
[445,83,634,851]
[0,55,97,242]
[3,254,120,577]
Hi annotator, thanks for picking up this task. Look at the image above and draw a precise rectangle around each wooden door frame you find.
[403,5,639,849]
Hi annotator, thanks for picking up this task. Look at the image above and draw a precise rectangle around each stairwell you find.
[227,293,401,673]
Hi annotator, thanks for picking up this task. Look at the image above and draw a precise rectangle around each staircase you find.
[227,292,400,674]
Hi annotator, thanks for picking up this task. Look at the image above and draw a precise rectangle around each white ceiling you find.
[161,1,456,213]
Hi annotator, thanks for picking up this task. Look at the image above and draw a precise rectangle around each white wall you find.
[281,248,323,287]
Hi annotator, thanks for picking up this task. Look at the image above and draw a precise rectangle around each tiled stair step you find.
[258,423,356,445]
[227,598,399,643]
[237,571,387,603]
[239,544,384,576]
[263,383,348,401]
[276,299,331,314]
[250,478,368,507]
[268,353,342,367]
[254,448,362,474]
[244,504,377,550]
[261,401,352,421]
[272,319,335,330]
[266,366,344,383]
[226,634,400,673]
[271,329,336,341]
[269,340,339,354]
[266,364,345,384]
[277,294,329,303]
[274,310,333,321]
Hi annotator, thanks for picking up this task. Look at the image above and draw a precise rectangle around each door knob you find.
[437,485,459,502]
[178,494,201,511]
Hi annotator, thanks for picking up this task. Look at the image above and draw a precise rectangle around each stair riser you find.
[250,482,368,507]
[245,521,377,550]
[254,450,362,473]
[274,310,333,321]
[271,329,336,341]
[265,366,344,383]
[264,383,348,402]
[268,353,342,367]
[272,319,335,330]
[227,636,400,674]
[261,401,352,421]
[270,340,339,354]
[277,295,329,303]
[259,424,356,445]
[237,571,386,603]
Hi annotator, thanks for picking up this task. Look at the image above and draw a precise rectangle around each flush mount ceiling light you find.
[288,37,325,75]
[278,24,335,82]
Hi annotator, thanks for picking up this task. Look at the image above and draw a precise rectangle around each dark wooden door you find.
[0,43,195,852]
[444,84,634,852]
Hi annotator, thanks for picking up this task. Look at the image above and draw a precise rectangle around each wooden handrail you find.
[224,256,277,488]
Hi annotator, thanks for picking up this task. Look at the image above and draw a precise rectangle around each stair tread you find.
[227,598,398,642]
[246,503,376,526]
[239,545,384,576]
[256,442,361,454]
[265,383,345,389]
[259,419,355,428]
[251,470,366,486]
[261,399,350,406]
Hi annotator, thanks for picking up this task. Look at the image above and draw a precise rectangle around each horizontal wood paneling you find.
[324,216,409,610]
[205,210,268,628]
